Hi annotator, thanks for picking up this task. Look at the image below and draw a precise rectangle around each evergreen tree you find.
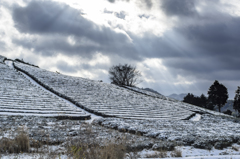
[206,100,215,110]
[208,80,228,112]
[199,94,207,108]
[183,93,207,108]
[183,93,195,104]
[233,86,240,114]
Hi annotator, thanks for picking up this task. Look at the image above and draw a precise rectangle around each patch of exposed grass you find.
[69,142,126,159]
[170,147,182,157]
[0,128,30,153]
[232,145,239,151]
[67,123,128,159]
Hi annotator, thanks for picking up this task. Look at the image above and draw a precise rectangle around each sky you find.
[0,0,240,99]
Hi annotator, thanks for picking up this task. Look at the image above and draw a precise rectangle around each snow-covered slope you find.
[0,62,89,119]
[14,62,227,120]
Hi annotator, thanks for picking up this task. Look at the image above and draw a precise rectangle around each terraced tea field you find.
[14,61,222,120]
[0,62,89,119]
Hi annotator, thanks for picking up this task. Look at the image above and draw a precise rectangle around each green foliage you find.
[208,80,228,112]
[233,86,240,114]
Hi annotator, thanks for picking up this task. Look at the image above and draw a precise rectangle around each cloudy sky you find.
[1,0,240,98]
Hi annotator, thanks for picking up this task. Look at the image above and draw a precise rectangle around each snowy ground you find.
[0,153,69,159]
[0,115,171,158]
[94,114,240,150]
[189,113,201,121]
[135,144,240,158]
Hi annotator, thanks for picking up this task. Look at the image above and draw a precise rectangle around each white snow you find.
[5,60,14,68]
[133,145,240,159]
[95,114,240,145]
[0,112,87,117]
[0,153,69,159]
[179,145,240,158]
[189,114,201,121]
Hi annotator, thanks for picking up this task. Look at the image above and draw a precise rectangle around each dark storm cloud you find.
[13,34,138,60]
[160,0,197,17]
[162,57,240,81]
[161,16,240,80]
[177,19,240,57]
[12,0,139,60]
[130,0,240,83]
[13,1,123,40]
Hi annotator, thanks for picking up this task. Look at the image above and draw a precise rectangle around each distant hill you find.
[168,93,187,101]
[220,100,234,112]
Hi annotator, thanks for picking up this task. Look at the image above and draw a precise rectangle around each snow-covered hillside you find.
[0,62,89,119]
[1,56,240,158]
[14,61,227,120]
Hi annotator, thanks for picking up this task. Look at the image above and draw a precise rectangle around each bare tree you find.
[108,64,142,87]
